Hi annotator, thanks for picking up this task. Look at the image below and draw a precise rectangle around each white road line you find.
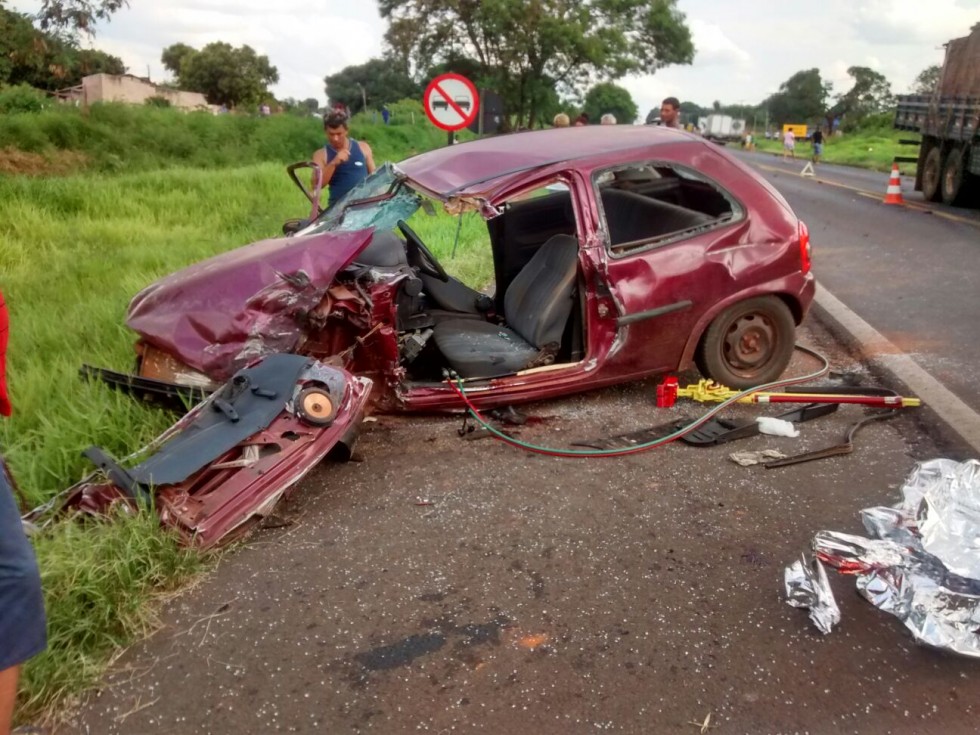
[814,283,980,455]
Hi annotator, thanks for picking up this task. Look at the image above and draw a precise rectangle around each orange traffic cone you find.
[883,163,904,205]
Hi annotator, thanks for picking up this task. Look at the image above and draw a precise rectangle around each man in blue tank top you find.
[312,110,376,209]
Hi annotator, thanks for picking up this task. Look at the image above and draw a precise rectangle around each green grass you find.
[2,143,492,723]
[1,164,301,725]
[753,125,919,175]
[406,207,495,288]
[19,512,201,721]
[0,101,459,175]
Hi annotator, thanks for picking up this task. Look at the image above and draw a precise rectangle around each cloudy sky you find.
[11,0,979,120]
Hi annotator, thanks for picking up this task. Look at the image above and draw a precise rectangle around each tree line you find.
[1,0,945,129]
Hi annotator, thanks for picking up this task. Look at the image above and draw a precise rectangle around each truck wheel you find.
[695,296,796,390]
[941,146,971,206]
[921,146,943,202]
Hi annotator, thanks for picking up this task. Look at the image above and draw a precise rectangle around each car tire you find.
[921,145,943,202]
[696,296,796,390]
[941,145,972,206]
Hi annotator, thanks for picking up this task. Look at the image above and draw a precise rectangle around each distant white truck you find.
[697,114,746,144]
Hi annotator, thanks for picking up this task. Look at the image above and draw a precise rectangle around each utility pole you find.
[356,83,367,113]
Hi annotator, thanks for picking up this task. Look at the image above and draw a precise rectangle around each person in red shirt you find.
[0,290,47,735]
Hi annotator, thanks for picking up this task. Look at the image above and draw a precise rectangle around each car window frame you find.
[591,159,745,259]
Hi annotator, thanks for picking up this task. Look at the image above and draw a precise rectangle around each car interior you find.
[596,163,740,253]
[339,162,737,384]
[342,184,585,383]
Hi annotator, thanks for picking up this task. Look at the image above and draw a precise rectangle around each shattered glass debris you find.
[788,458,980,657]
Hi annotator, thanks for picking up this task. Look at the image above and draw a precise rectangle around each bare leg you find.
[0,665,20,735]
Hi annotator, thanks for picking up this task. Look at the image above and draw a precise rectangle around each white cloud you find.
[6,0,978,113]
[851,0,979,44]
[688,18,752,67]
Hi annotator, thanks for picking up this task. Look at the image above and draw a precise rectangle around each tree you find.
[378,0,694,128]
[833,66,893,122]
[324,57,419,112]
[911,64,941,95]
[162,42,279,108]
[161,42,195,76]
[0,5,124,88]
[582,82,637,124]
[763,68,832,125]
[281,97,321,116]
[0,0,128,34]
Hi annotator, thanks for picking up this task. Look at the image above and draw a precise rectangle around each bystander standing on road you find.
[782,127,796,158]
[572,113,590,127]
[312,110,377,210]
[0,290,47,735]
[811,127,824,163]
[600,113,617,125]
[659,97,681,128]
[553,113,570,128]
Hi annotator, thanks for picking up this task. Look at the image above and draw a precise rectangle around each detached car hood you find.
[127,229,374,380]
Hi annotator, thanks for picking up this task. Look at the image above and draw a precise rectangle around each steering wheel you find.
[397,219,450,282]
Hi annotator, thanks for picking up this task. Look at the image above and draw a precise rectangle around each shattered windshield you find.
[307,163,423,235]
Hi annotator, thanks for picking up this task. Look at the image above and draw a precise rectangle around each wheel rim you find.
[723,313,776,373]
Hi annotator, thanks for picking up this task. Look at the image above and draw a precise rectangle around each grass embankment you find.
[1,105,485,723]
[0,100,455,175]
[753,124,919,175]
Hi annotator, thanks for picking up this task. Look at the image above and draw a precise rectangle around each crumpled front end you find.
[127,229,375,382]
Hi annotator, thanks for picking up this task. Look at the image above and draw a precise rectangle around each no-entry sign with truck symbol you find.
[424,73,480,132]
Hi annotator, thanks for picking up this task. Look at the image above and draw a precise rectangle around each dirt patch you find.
[0,147,91,176]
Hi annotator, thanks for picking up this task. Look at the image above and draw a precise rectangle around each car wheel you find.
[921,145,943,202]
[696,296,796,390]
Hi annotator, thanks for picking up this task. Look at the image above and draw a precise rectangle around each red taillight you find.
[798,220,811,274]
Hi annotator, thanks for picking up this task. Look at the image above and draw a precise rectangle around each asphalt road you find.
[60,154,980,735]
[63,327,978,735]
[731,149,980,420]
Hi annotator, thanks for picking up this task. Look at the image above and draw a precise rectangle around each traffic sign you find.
[424,73,479,132]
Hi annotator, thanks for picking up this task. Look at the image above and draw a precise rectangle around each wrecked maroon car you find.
[65,354,371,547]
[94,126,815,413]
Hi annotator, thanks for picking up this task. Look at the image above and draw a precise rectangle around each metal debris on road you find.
[788,458,980,656]
[765,410,898,468]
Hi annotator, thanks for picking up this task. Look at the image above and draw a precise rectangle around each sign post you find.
[424,73,480,143]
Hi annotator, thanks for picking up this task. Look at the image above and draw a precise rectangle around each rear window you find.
[594,162,742,255]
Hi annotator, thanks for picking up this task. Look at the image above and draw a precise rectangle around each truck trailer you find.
[697,114,746,144]
[894,23,980,207]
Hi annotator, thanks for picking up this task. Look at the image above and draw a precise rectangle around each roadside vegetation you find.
[0,103,486,725]
[752,115,918,174]
[0,97,449,175]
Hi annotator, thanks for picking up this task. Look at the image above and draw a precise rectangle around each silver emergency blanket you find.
[784,554,840,634]
[786,458,980,657]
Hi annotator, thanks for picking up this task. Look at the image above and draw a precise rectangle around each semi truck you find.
[894,23,980,207]
[697,114,746,144]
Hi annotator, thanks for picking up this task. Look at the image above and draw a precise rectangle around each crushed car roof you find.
[397,125,695,198]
